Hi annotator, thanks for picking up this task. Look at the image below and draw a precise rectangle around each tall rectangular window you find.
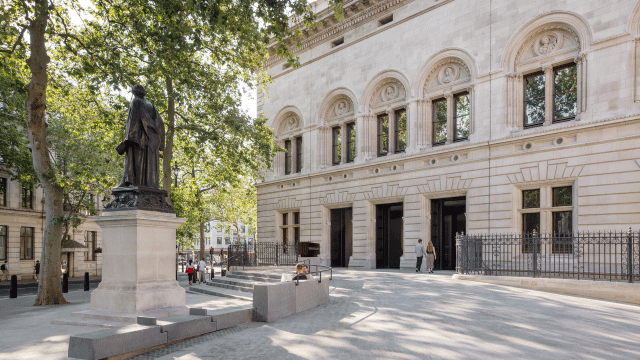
[522,189,540,253]
[282,228,288,251]
[346,122,356,163]
[432,98,447,145]
[552,186,573,253]
[553,64,577,123]
[293,211,300,249]
[454,93,470,141]
[295,136,303,173]
[85,231,97,261]
[0,178,6,207]
[395,109,407,152]
[377,114,389,156]
[0,226,7,260]
[225,237,230,245]
[217,237,222,245]
[284,140,292,175]
[21,185,33,209]
[332,126,342,165]
[524,72,545,127]
[20,226,34,260]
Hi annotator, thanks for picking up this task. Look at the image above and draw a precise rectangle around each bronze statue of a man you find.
[116,85,165,189]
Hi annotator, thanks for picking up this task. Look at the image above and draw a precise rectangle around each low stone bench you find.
[253,276,330,322]
[68,307,253,359]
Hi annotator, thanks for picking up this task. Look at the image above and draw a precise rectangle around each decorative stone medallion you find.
[533,33,561,56]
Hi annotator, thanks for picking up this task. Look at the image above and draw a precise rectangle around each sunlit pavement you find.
[1,269,640,360]
[131,269,640,360]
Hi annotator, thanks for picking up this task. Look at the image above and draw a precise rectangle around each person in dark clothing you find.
[34,260,40,280]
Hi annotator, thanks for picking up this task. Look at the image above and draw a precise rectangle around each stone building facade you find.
[256,0,640,270]
[0,171,102,279]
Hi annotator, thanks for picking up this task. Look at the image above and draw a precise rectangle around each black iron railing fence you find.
[456,228,640,283]
[227,242,298,270]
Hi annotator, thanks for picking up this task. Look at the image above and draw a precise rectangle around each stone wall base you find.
[453,274,640,305]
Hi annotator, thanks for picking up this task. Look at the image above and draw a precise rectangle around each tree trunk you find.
[195,188,205,260]
[199,221,205,261]
[162,76,175,200]
[27,0,68,306]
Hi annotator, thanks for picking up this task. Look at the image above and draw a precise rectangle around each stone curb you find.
[452,274,640,305]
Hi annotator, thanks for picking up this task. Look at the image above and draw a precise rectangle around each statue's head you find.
[131,84,147,97]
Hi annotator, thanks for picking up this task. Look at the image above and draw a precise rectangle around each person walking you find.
[426,240,437,273]
[187,259,194,285]
[198,258,207,284]
[415,239,426,273]
[34,260,40,281]
[0,261,8,281]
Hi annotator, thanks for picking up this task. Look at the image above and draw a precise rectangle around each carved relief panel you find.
[423,58,471,93]
[516,27,580,70]
[325,96,355,124]
[277,112,301,137]
[369,79,406,108]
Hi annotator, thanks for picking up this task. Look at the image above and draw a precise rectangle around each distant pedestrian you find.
[415,239,426,273]
[187,260,194,285]
[34,260,40,280]
[198,259,206,284]
[0,261,7,281]
[426,240,437,273]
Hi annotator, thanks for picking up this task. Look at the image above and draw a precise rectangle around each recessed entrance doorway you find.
[376,202,403,269]
[330,207,353,267]
[430,197,466,270]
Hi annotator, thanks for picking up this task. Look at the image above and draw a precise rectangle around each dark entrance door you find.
[431,197,466,270]
[331,208,353,267]
[376,202,403,269]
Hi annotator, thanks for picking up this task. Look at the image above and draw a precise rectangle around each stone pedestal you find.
[90,210,186,314]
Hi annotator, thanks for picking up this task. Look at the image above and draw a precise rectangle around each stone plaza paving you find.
[1,270,640,359]
[134,270,640,360]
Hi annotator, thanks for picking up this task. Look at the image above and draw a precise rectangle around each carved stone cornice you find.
[266,0,411,68]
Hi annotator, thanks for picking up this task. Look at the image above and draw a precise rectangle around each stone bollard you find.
[10,275,17,298]
[84,272,90,291]
[62,273,69,293]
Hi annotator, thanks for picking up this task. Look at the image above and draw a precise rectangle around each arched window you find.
[273,109,304,177]
[503,14,592,129]
[368,78,408,157]
[318,90,357,167]
[422,58,473,146]
[414,49,477,149]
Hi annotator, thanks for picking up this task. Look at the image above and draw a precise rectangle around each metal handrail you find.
[299,259,332,284]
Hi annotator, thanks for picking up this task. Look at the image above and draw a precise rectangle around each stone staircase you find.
[189,270,282,301]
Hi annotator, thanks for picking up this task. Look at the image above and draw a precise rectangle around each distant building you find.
[0,170,102,279]
[205,220,254,251]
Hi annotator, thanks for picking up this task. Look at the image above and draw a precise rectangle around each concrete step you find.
[189,284,252,301]
[205,279,254,293]
[226,271,282,283]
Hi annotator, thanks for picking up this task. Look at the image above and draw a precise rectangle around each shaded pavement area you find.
[135,269,640,360]
[0,270,639,359]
